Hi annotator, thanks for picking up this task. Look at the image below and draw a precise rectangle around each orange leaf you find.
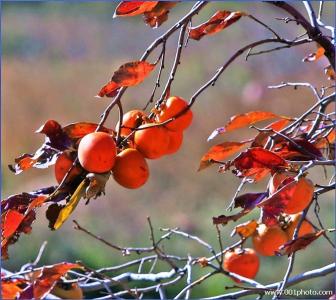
[19,262,81,300]
[208,111,284,140]
[253,119,291,147]
[2,210,25,239]
[97,61,155,98]
[198,141,249,171]
[27,195,49,212]
[303,47,325,62]
[277,231,324,256]
[189,11,245,41]
[112,61,155,86]
[143,2,177,28]
[231,219,258,238]
[114,2,158,17]
[1,279,26,299]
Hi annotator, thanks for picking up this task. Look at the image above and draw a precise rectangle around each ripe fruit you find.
[252,224,288,256]
[51,282,83,299]
[116,110,146,136]
[157,96,193,131]
[165,130,183,155]
[54,152,81,184]
[78,132,117,173]
[283,177,314,214]
[113,148,149,189]
[286,214,314,239]
[223,248,259,282]
[134,124,169,159]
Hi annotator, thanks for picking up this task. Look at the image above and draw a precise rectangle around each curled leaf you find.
[208,111,284,140]
[85,173,110,200]
[224,147,288,180]
[143,2,176,28]
[114,2,158,17]
[189,11,245,41]
[231,220,258,238]
[276,231,324,256]
[212,210,249,226]
[197,257,208,268]
[198,141,249,171]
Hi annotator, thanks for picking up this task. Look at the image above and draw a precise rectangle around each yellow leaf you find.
[53,180,87,230]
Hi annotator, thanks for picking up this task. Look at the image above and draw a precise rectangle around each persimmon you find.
[78,132,116,173]
[252,224,288,256]
[116,110,146,136]
[156,96,193,131]
[113,148,149,189]
[283,177,314,214]
[54,152,81,184]
[165,130,183,155]
[51,282,83,299]
[286,214,314,239]
[134,124,169,159]
[223,248,259,282]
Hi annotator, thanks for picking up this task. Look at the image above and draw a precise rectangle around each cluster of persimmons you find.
[223,174,314,282]
[54,96,192,189]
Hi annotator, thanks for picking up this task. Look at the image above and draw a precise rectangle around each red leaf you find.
[2,210,25,239]
[1,279,27,299]
[189,11,245,41]
[273,138,323,160]
[208,111,284,140]
[252,119,291,147]
[302,47,325,62]
[19,262,81,300]
[198,141,249,171]
[63,122,113,139]
[97,61,155,98]
[224,148,288,180]
[114,2,158,17]
[277,231,324,256]
[143,2,177,28]
[112,61,155,86]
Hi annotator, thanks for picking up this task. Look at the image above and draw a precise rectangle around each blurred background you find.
[2,1,335,298]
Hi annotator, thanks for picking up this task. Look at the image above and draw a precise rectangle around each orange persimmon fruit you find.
[113,148,149,189]
[116,110,146,136]
[134,124,169,159]
[54,152,81,184]
[223,248,260,282]
[156,96,193,131]
[78,132,116,173]
[252,224,288,256]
